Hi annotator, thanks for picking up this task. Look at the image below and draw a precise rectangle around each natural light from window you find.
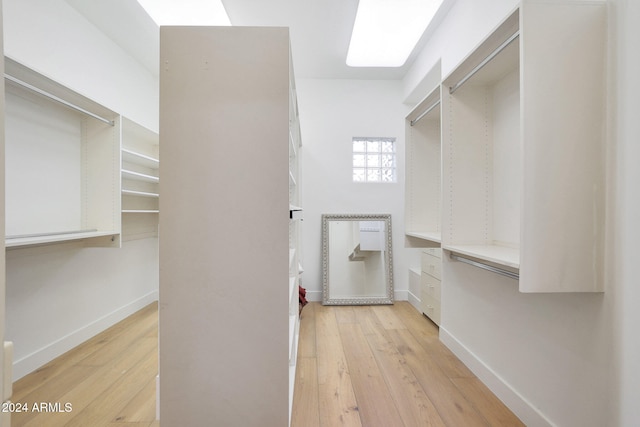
[136,0,230,26]
[346,0,444,67]
[353,137,397,183]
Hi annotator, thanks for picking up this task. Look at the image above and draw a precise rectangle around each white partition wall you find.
[159,26,298,426]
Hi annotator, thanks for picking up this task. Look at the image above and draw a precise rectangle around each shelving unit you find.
[441,1,607,292]
[159,26,301,426]
[120,118,159,241]
[288,56,303,424]
[441,9,520,271]
[4,57,120,248]
[405,86,442,247]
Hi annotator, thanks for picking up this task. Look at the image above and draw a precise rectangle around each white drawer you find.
[420,272,441,301]
[421,252,441,280]
[422,247,442,259]
[421,292,441,326]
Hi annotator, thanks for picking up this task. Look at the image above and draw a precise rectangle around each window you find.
[352,137,396,182]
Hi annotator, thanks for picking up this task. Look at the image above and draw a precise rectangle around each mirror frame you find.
[321,213,394,305]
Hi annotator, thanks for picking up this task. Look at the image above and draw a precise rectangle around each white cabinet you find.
[4,57,120,248]
[159,26,300,426]
[441,1,606,292]
[420,248,442,325]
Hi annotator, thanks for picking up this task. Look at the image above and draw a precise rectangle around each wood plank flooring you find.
[11,302,160,427]
[10,300,523,427]
[291,302,524,427]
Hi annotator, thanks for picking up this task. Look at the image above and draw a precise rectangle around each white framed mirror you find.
[322,213,394,305]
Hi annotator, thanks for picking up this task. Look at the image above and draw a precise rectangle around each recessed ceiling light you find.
[346,0,444,67]
[136,0,231,26]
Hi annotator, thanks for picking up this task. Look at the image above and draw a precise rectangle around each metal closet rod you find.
[410,100,440,127]
[450,253,519,280]
[449,31,520,95]
[4,74,115,126]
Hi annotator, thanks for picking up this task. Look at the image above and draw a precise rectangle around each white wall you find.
[297,79,410,301]
[400,0,636,426]
[3,0,159,379]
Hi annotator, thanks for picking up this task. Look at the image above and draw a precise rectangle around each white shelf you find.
[289,248,296,271]
[289,276,298,315]
[122,189,159,198]
[289,170,297,188]
[122,148,159,169]
[6,230,118,248]
[443,244,519,270]
[122,210,160,214]
[289,313,299,365]
[405,230,441,244]
[122,169,159,183]
[289,130,297,158]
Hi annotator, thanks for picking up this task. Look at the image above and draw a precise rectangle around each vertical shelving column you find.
[288,61,303,423]
[121,117,159,242]
[405,86,442,247]
[441,9,521,272]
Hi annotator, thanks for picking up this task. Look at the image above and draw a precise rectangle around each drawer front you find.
[420,272,441,301]
[421,292,441,326]
[422,247,442,259]
[421,252,441,280]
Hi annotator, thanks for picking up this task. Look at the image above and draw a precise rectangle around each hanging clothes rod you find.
[449,31,520,95]
[450,253,519,280]
[410,100,440,126]
[4,74,115,126]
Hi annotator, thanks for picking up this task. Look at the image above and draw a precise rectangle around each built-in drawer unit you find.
[420,248,442,325]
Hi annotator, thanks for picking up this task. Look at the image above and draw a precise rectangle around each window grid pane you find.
[352,137,396,183]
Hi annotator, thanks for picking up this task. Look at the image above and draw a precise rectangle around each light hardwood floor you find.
[291,302,524,427]
[11,301,522,427]
[11,302,160,427]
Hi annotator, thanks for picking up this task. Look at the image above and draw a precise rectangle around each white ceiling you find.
[65,0,454,80]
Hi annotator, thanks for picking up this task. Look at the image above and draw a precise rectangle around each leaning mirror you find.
[322,214,393,305]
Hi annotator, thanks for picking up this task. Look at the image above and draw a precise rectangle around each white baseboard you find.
[305,290,322,302]
[407,290,421,311]
[394,290,408,301]
[439,326,554,427]
[13,290,159,380]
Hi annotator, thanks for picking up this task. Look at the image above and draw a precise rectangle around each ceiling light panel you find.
[136,0,230,26]
[346,0,443,67]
